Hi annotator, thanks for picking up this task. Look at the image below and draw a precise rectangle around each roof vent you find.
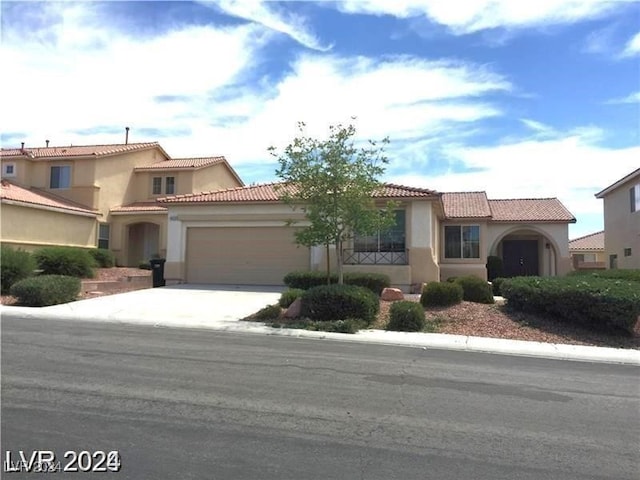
[125,126,130,145]
[46,139,50,147]
[20,142,25,152]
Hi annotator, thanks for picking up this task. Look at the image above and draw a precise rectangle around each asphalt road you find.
[2,317,639,480]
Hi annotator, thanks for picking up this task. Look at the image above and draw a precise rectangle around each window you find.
[624,248,632,257]
[50,165,71,189]
[609,254,617,269]
[354,210,406,253]
[98,224,110,249]
[2,163,15,177]
[165,176,175,195]
[631,184,640,213]
[444,225,480,259]
[152,177,162,195]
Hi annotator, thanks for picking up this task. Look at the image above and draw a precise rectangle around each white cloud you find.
[202,0,331,51]
[333,0,632,34]
[604,91,640,104]
[621,31,640,56]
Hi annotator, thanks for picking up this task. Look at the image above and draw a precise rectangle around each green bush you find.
[500,276,640,333]
[420,282,463,307]
[279,288,305,308]
[454,275,494,304]
[34,247,94,278]
[343,272,390,295]
[283,270,390,295]
[491,277,505,296]
[387,301,425,332]
[10,275,81,306]
[284,271,335,289]
[138,261,152,270]
[255,304,282,320]
[301,284,379,324]
[1,245,37,294]
[567,269,640,282]
[87,248,115,268]
[486,255,503,281]
[445,276,458,283]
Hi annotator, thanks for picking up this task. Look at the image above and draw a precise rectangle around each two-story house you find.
[595,168,640,269]
[0,142,243,266]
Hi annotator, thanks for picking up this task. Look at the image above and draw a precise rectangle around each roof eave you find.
[595,168,640,198]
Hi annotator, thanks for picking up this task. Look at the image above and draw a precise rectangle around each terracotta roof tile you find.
[134,156,225,171]
[442,192,491,218]
[110,202,167,213]
[0,142,163,159]
[488,198,576,223]
[569,231,604,251]
[159,182,439,204]
[0,180,98,216]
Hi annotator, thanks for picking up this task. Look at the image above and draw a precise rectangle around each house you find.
[595,168,640,269]
[158,183,575,290]
[0,141,243,266]
[569,231,605,270]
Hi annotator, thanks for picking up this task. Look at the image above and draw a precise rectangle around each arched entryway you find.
[490,227,559,277]
[127,222,160,266]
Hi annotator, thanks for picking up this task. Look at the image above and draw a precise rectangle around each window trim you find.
[49,165,72,189]
[2,163,16,177]
[152,177,162,195]
[165,176,176,195]
[353,210,406,253]
[98,223,110,250]
[624,248,632,257]
[444,224,481,259]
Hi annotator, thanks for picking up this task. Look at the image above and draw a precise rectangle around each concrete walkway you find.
[2,285,639,366]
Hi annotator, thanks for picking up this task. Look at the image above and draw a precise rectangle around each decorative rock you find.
[284,297,302,318]
[410,283,427,294]
[381,287,404,301]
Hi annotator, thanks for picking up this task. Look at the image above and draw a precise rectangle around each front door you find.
[502,240,539,277]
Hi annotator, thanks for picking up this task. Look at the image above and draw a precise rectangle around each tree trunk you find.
[326,242,331,285]
[336,239,344,284]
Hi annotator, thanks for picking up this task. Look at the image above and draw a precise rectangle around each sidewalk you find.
[2,285,639,366]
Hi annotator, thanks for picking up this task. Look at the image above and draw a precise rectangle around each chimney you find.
[46,139,50,147]
[21,142,25,152]
[125,126,130,145]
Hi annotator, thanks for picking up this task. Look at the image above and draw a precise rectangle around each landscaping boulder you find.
[284,297,302,318]
[381,287,404,301]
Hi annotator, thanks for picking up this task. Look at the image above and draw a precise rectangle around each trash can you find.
[149,258,166,288]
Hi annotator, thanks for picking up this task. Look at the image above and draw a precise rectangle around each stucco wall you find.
[602,177,640,269]
[110,214,167,266]
[1,158,31,185]
[192,163,242,193]
[1,203,97,248]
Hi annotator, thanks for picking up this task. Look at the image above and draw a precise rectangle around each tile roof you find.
[0,180,98,216]
[0,142,164,159]
[488,198,576,223]
[134,156,226,171]
[442,192,491,218]
[569,231,604,251]
[159,182,439,204]
[110,202,167,213]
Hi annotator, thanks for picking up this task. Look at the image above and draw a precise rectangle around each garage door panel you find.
[186,227,309,285]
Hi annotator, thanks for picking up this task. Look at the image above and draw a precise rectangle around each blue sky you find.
[1,1,639,238]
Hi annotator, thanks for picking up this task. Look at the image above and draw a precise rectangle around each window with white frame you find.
[444,225,480,259]
[50,165,71,189]
[98,224,110,249]
[631,184,640,213]
[2,163,16,177]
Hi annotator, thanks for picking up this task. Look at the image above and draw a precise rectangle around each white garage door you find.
[186,227,310,285]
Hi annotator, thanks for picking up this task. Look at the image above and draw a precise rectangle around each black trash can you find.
[149,258,166,288]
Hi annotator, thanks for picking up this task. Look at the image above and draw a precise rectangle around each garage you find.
[185,226,310,285]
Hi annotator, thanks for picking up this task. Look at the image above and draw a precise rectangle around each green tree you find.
[271,122,397,284]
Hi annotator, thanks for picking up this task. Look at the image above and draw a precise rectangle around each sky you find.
[1,1,639,239]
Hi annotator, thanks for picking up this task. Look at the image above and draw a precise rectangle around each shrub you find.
[87,248,115,268]
[138,261,152,270]
[387,301,425,332]
[1,245,37,294]
[284,271,335,290]
[343,272,390,295]
[301,284,379,324]
[445,277,458,283]
[279,288,305,308]
[420,282,463,307]
[255,304,282,320]
[34,247,94,278]
[486,255,503,281]
[567,269,640,283]
[491,277,506,296]
[10,275,81,306]
[283,270,390,295]
[454,275,494,304]
[500,276,640,333]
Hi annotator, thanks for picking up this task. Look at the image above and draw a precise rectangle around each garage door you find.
[186,227,310,285]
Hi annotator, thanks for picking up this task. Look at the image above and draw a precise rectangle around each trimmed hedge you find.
[10,275,81,306]
[87,248,115,268]
[500,276,640,333]
[283,271,390,295]
[279,288,305,308]
[387,301,425,332]
[34,247,94,278]
[567,269,640,283]
[1,245,37,294]
[454,275,494,304]
[301,284,379,323]
[486,255,503,281]
[420,282,463,307]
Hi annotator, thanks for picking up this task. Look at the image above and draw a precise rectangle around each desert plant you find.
[10,275,81,306]
[255,304,282,320]
[279,288,305,308]
[33,246,94,278]
[454,275,494,304]
[387,301,425,332]
[491,277,506,296]
[87,248,115,268]
[420,282,463,307]
[1,245,37,294]
[301,284,379,324]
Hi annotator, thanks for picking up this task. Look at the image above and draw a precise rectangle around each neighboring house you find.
[595,168,640,269]
[569,231,605,270]
[159,183,575,290]
[0,142,243,266]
